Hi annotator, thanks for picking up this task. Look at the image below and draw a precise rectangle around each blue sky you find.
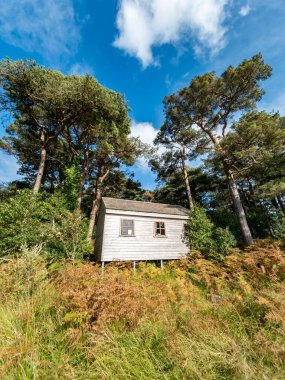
[0,0,285,189]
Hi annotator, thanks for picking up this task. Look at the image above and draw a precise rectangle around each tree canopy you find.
[0,59,143,244]
[0,54,284,256]
[159,54,272,245]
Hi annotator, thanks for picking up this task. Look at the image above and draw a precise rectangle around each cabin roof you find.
[102,197,189,216]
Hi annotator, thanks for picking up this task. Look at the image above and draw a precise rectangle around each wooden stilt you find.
[101,261,105,277]
[133,261,136,272]
[160,259,164,270]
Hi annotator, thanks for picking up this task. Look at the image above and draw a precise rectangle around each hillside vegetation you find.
[1,55,285,379]
[1,241,285,380]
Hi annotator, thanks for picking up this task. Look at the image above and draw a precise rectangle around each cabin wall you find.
[94,204,106,261]
[100,212,189,261]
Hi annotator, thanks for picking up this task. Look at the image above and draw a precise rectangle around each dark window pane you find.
[121,220,134,236]
[155,222,166,236]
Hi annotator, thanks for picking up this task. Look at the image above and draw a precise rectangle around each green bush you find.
[62,162,81,210]
[0,245,48,300]
[185,205,236,259]
[185,205,215,255]
[212,227,237,255]
[0,190,91,259]
[0,190,53,253]
[273,212,285,249]
[47,209,91,260]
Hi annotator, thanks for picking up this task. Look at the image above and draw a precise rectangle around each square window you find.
[121,219,135,236]
[155,221,166,237]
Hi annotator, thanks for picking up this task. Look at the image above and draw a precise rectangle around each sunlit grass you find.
[0,242,285,379]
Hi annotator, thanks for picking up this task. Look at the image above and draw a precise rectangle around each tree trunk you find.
[201,125,253,246]
[76,175,85,211]
[87,169,110,243]
[277,195,285,212]
[226,168,253,246]
[33,128,46,194]
[272,197,280,209]
[181,146,194,210]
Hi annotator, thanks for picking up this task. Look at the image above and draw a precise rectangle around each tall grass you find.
[0,241,285,379]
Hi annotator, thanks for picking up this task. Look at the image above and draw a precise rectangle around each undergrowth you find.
[0,241,285,379]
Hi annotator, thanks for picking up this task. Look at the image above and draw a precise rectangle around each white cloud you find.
[239,4,251,16]
[131,121,158,145]
[130,120,159,172]
[113,0,229,67]
[0,0,80,62]
[68,63,94,76]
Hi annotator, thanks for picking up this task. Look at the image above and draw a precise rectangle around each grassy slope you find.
[0,241,285,380]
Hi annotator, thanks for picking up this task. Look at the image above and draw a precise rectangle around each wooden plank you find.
[105,209,189,220]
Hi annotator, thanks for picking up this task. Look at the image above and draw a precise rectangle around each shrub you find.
[0,190,53,254]
[185,205,215,255]
[273,212,285,248]
[185,205,236,259]
[46,209,91,260]
[0,190,91,259]
[62,162,81,210]
[0,245,48,300]
[213,227,237,255]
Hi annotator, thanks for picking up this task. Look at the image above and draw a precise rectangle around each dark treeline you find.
[0,55,284,259]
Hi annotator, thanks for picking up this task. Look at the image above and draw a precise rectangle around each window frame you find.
[120,218,135,237]
[154,221,167,238]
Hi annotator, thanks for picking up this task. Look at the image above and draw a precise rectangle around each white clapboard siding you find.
[106,209,188,220]
[97,210,189,262]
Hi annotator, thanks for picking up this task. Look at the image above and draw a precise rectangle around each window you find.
[121,219,135,236]
[154,221,166,237]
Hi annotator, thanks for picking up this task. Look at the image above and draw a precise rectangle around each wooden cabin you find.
[95,197,189,263]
